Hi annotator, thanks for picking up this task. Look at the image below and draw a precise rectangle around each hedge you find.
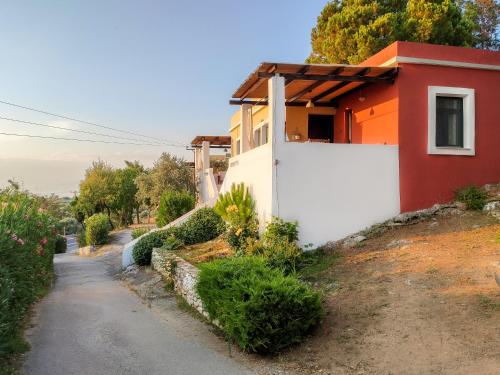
[197,257,323,354]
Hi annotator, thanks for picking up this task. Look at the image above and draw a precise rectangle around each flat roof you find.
[230,62,397,106]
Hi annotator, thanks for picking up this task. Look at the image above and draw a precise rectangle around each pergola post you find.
[268,74,286,218]
[268,74,286,145]
[201,141,210,170]
[240,104,252,152]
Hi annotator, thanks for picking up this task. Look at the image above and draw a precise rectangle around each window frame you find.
[427,86,475,156]
[253,120,269,148]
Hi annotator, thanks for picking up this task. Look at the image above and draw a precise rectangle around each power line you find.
[0,131,172,146]
[0,116,170,145]
[0,99,186,146]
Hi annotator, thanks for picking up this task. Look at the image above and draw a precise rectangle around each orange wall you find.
[334,82,399,145]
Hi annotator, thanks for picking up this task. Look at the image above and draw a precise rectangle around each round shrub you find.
[197,257,323,354]
[131,227,150,239]
[179,208,225,245]
[132,230,171,266]
[156,190,195,227]
[54,235,67,254]
[84,213,110,246]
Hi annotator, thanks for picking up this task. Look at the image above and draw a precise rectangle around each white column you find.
[201,141,210,170]
[268,74,286,219]
[268,75,286,145]
[240,104,252,152]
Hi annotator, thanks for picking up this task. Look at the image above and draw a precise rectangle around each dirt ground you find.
[281,211,500,375]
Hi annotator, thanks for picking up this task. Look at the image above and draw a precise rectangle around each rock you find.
[483,201,500,211]
[124,264,139,275]
[343,235,366,248]
[79,245,95,256]
[387,239,412,249]
[454,201,467,210]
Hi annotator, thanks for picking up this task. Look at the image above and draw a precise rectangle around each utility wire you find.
[0,99,186,146]
[0,116,171,146]
[0,131,168,146]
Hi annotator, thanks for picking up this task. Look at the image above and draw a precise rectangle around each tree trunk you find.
[105,205,114,229]
[135,206,140,224]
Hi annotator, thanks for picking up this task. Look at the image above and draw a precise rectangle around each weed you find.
[298,248,340,283]
[477,295,500,313]
[455,186,487,210]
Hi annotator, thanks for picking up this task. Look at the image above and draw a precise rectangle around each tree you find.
[78,160,117,228]
[135,153,194,217]
[463,0,500,49]
[307,0,497,65]
[113,164,142,227]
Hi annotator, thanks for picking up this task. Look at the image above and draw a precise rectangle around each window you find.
[261,124,268,145]
[252,122,269,148]
[235,139,241,155]
[436,97,463,147]
[428,86,475,156]
[253,128,261,147]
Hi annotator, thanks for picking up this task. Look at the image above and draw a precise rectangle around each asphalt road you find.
[23,230,253,375]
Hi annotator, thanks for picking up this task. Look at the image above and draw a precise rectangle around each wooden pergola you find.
[230,62,398,107]
[190,135,231,149]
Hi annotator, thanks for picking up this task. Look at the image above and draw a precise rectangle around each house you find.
[190,135,231,203]
[201,42,500,247]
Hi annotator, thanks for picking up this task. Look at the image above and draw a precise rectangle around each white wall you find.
[275,143,400,247]
[220,143,273,229]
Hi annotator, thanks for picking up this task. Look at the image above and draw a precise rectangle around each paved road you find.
[23,230,253,375]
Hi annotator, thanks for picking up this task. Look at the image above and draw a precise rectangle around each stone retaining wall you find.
[151,248,208,318]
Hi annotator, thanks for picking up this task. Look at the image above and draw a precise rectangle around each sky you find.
[0,0,328,196]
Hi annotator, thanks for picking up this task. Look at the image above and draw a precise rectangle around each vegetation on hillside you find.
[71,153,195,230]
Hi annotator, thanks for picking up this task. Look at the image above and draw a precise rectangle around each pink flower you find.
[39,238,48,246]
[36,246,45,256]
[17,238,24,246]
[11,234,18,241]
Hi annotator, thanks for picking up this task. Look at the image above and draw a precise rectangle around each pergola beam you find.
[257,68,393,83]
[310,68,371,102]
[229,100,336,107]
[287,67,344,102]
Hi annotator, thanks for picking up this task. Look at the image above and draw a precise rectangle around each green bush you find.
[162,235,183,251]
[84,213,110,246]
[131,227,150,239]
[263,217,299,245]
[246,218,302,274]
[178,208,225,245]
[132,230,171,265]
[0,191,55,358]
[197,257,323,354]
[455,185,487,210]
[214,183,258,252]
[54,235,67,254]
[156,190,195,227]
[77,229,87,247]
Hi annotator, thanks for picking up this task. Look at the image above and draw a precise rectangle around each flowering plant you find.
[0,190,56,356]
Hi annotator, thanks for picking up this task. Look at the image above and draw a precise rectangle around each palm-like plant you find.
[214,183,255,225]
